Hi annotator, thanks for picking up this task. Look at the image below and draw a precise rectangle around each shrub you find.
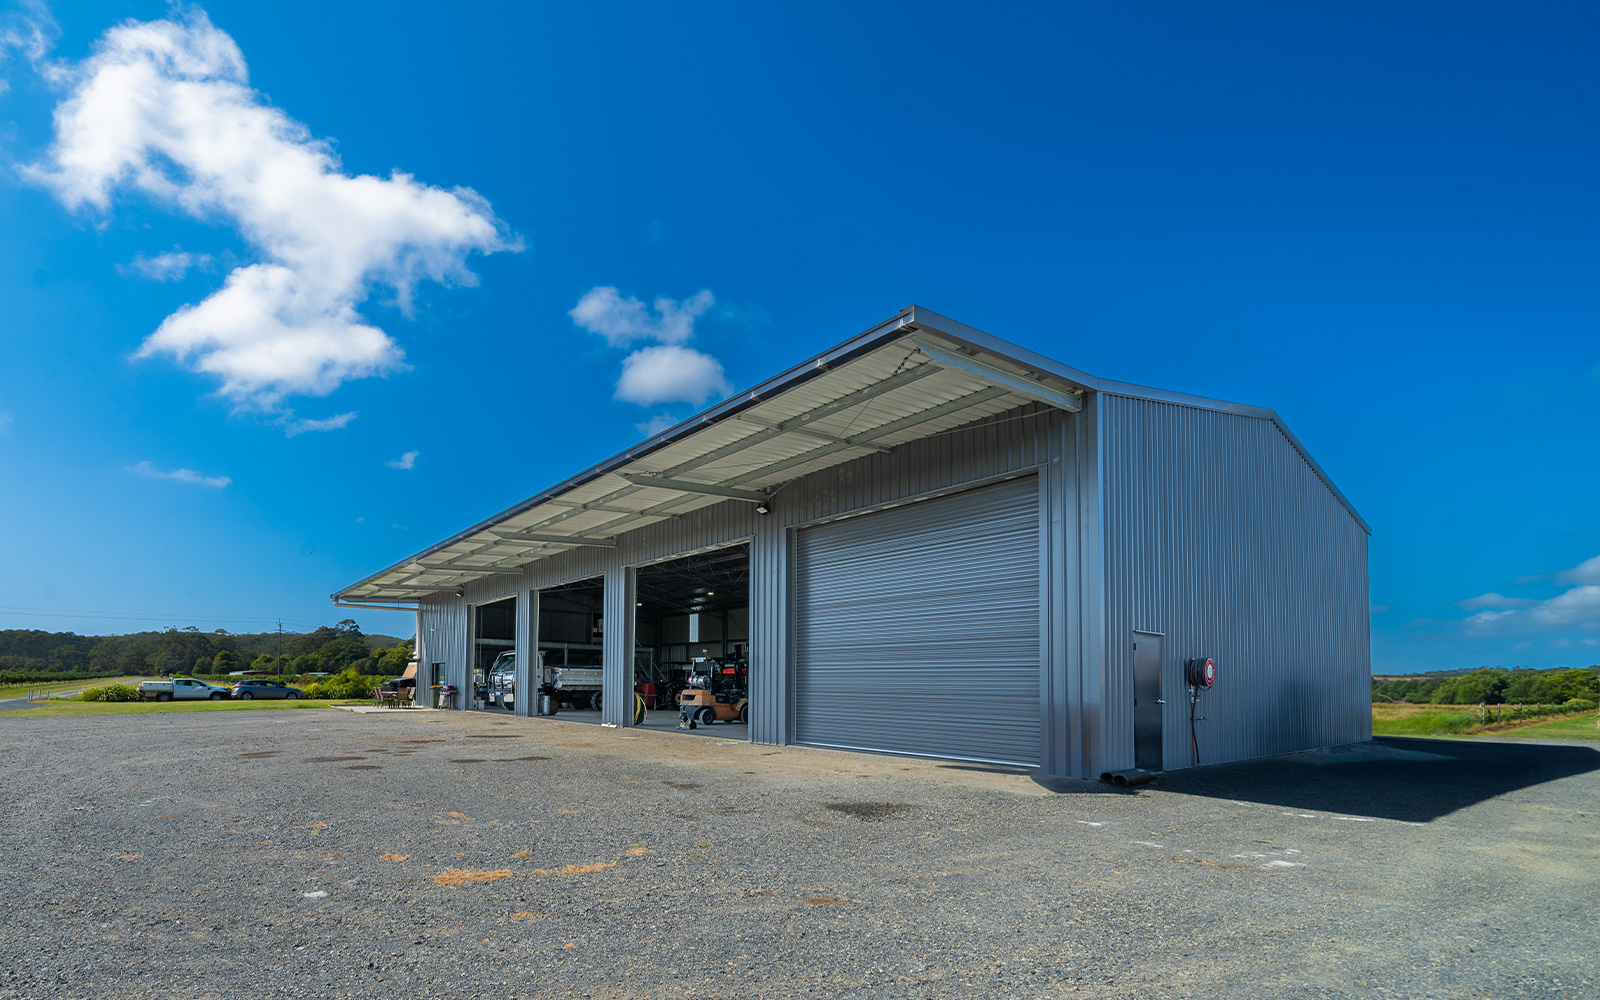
[78,683,141,702]
[304,668,373,701]
[1563,698,1597,712]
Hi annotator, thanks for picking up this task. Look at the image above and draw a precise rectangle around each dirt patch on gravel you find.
[432,868,513,886]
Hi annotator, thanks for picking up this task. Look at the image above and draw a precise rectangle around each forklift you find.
[676,656,748,728]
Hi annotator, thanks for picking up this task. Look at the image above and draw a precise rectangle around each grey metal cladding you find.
[1098,394,1371,771]
[415,402,1075,762]
[793,476,1043,766]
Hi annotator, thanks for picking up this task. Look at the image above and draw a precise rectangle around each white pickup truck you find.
[137,677,230,702]
[484,650,599,711]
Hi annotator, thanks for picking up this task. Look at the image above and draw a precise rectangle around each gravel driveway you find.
[1,708,1594,999]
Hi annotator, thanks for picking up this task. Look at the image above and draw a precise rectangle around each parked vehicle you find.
[231,679,305,700]
[676,657,747,728]
[137,677,229,702]
[484,650,555,711]
[487,654,517,710]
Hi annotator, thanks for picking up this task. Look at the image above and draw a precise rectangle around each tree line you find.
[0,620,411,684]
[1372,666,1599,706]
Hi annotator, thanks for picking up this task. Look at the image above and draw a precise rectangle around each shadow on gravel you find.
[1029,737,1600,822]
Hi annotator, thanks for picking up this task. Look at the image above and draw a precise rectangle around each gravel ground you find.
[1,708,1595,999]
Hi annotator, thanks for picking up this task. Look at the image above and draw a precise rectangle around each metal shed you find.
[335,306,1371,778]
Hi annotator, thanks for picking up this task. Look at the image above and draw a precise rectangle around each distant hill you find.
[1372,665,1598,705]
[0,620,409,682]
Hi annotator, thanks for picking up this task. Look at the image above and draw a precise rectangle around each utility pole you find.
[276,620,283,678]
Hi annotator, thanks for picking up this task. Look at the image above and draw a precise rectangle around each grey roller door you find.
[794,476,1041,766]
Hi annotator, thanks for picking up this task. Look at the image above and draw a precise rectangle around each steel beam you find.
[915,339,1083,413]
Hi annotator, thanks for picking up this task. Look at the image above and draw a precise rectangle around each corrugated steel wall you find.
[416,403,1079,764]
[793,476,1043,765]
[1097,394,1371,772]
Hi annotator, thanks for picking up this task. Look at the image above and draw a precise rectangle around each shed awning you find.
[335,306,1090,604]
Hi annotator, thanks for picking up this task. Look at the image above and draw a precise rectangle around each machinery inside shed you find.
[536,576,606,712]
[469,596,515,711]
[633,543,750,730]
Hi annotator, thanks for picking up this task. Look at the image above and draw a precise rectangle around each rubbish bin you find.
[429,684,443,709]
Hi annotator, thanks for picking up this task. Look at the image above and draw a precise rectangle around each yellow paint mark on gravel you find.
[557,809,580,815]
[432,868,514,886]
[513,851,531,858]
[119,854,141,860]
[627,847,652,856]
[529,861,617,876]
[380,853,409,861]
[511,912,536,920]
[562,942,577,950]
[805,896,846,906]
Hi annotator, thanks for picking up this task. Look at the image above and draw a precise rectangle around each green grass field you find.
[1372,703,1598,739]
[0,699,365,718]
[1495,712,1600,740]
[0,677,143,700]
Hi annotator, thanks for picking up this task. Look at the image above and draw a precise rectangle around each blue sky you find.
[0,1,1595,671]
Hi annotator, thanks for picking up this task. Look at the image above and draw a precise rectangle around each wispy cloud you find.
[122,250,212,282]
[283,411,357,437]
[28,8,517,410]
[1432,553,1600,638]
[1554,554,1600,586]
[127,460,230,488]
[0,2,56,80]
[1454,592,1538,611]
[570,287,733,407]
[635,414,679,437]
[386,450,419,470]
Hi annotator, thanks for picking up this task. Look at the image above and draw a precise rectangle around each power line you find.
[0,605,335,630]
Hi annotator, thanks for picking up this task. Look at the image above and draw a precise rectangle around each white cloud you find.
[386,450,419,470]
[1554,554,1600,586]
[127,459,230,488]
[124,250,211,282]
[570,287,713,348]
[29,9,516,410]
[283,411,357,437]
[1454,592,1538,611]
[616,345,732,407]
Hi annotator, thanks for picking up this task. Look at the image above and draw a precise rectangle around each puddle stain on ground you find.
[302,757,367,763]
[449,759,488,764]
[239,751,281,758]
[663,781,701,791]
[825,802,917,821]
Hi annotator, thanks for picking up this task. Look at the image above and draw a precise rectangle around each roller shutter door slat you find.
[795,477,1041,766]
